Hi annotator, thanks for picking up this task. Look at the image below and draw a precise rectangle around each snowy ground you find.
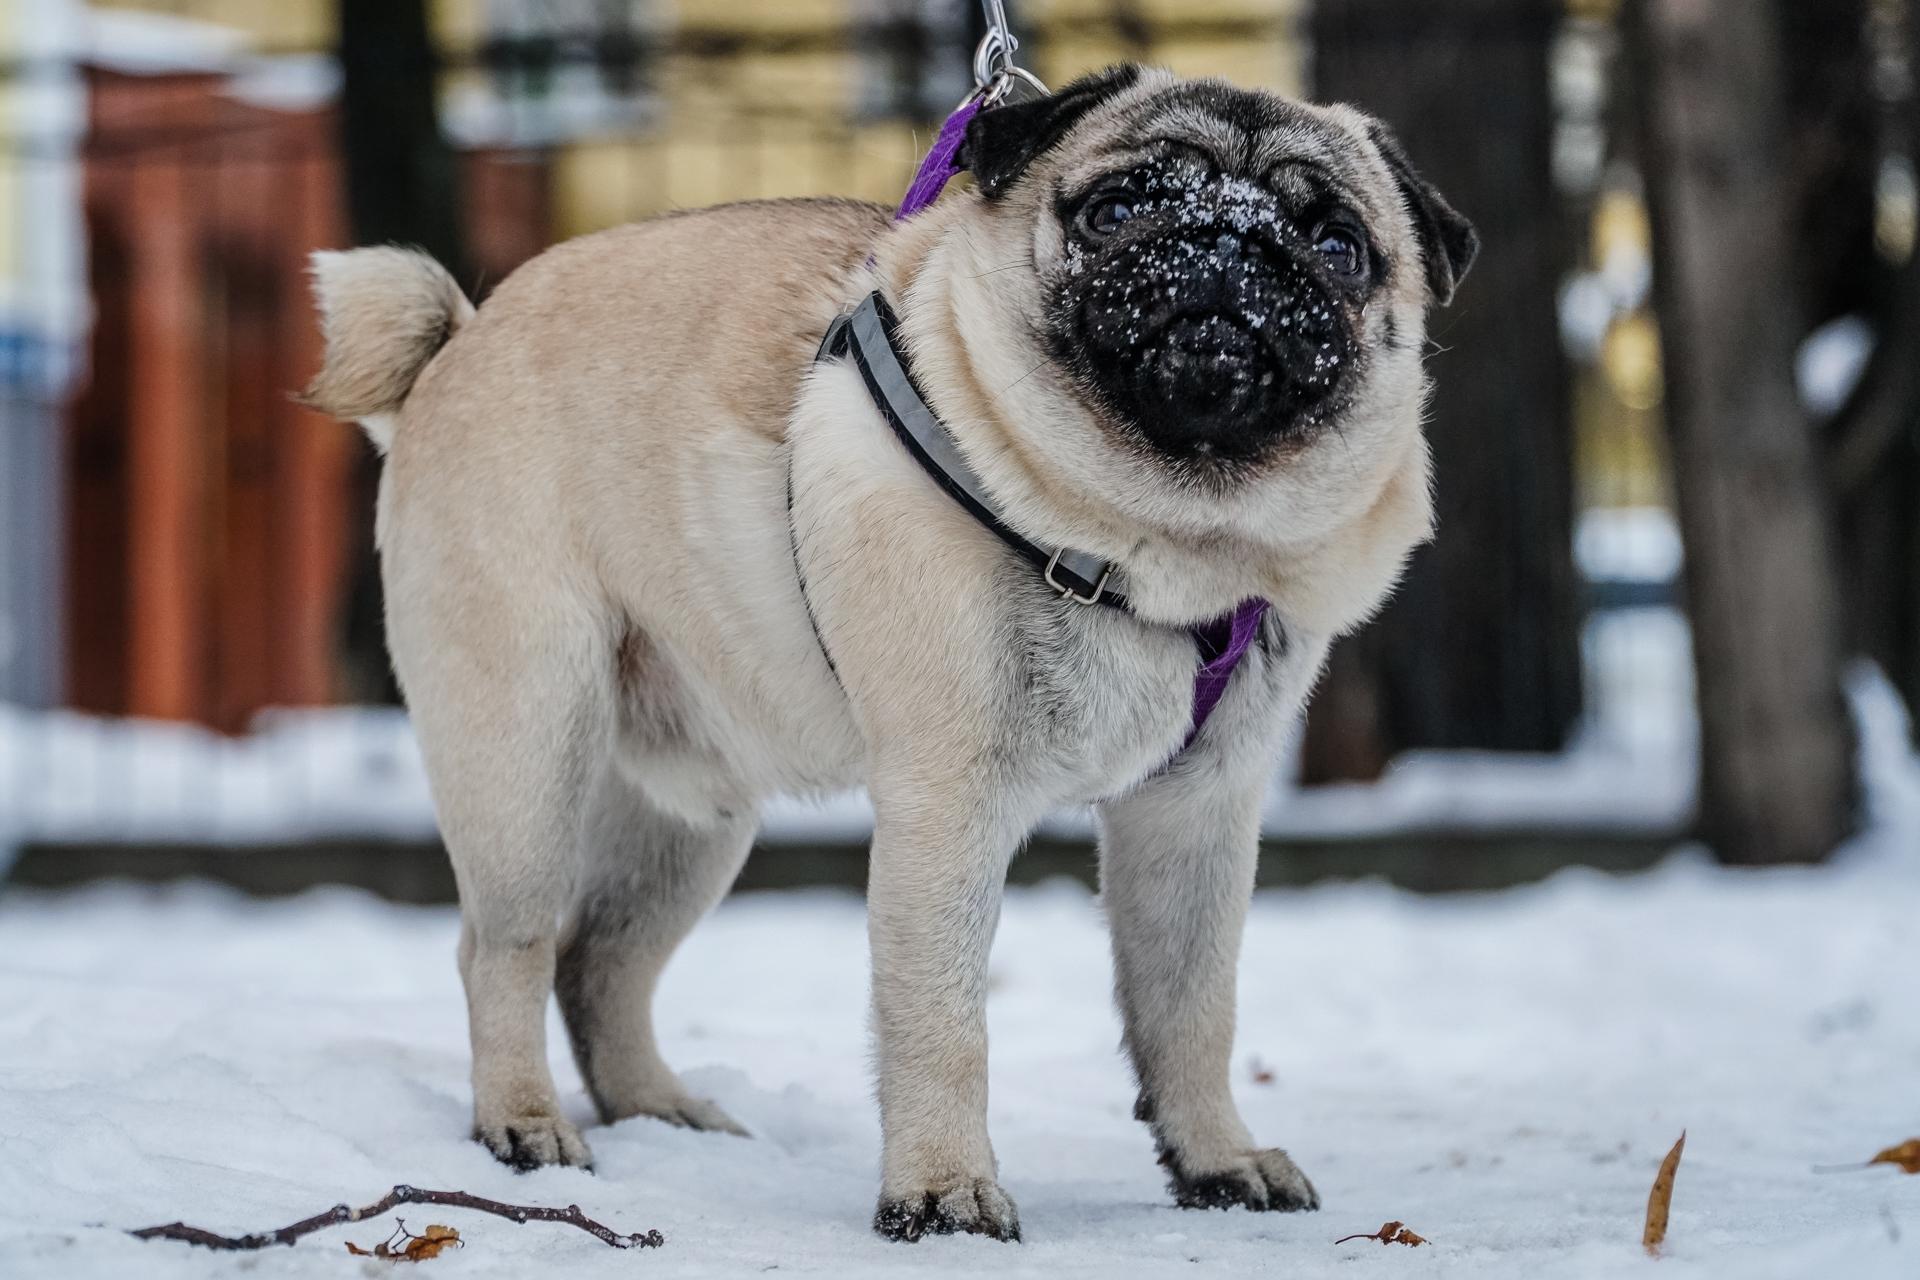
[3,512,1918,1276]
[3,825,1919,1278]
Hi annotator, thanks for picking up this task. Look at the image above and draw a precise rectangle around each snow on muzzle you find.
[1062,202,1356,463]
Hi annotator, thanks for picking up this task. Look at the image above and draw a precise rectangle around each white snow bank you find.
[5,523,1915,861]
[0,596,1703,851]
[2,845,1917,1278]
[0,702,442,847]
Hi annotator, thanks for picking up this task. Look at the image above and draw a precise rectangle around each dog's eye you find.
[1312,223,1366,277]
[1082,196,1135,238]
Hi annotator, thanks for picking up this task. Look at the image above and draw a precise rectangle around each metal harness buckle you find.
[970,0,1048,108]
[1045,548,1111,606]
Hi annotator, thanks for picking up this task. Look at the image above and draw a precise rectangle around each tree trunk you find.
[1825,0,1920,741]
[333,0,470,703]
[1777,0,1882,331]
[1304,0,1583,779]
[1627,0,1858,863]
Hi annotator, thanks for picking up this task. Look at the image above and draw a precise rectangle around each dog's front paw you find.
[874,1178,1022,1243]
[475,1114,594,1172]
[1164,1147,1319,1213]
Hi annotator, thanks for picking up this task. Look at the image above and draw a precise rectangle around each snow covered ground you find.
[2,673,1917,1279]
[2,840,1918,1279]
[3,508,1917,1276]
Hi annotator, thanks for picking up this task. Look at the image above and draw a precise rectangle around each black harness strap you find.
[784,454,843,689]
[804,289,1276,755]
[818,292,1131,612]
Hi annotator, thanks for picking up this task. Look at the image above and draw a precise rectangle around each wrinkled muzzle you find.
[1060,194,1357,462]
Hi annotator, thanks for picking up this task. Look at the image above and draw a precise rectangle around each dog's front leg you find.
[1098,769,1319,1213]
[866,782,1023,1244]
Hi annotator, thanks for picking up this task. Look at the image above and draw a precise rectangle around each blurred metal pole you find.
[1,2,84,710]
[0,390,63,708]
[336,0,469,277]
[1627,0,1858,863]
[333,0,471,704]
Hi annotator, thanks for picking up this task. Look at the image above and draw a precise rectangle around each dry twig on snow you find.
[1335,1220,1428,1247]
[128,1184,664,1253]
[1814,1137,1920,1176]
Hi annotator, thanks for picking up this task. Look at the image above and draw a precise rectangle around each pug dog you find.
[302,64,1475,1243]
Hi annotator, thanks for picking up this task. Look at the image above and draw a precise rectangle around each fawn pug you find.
[304,64,1475,1241]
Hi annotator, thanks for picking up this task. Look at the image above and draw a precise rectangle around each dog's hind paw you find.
[598,1085,750,1136]
[667,1095,749,1136]
[1165,1147,1318,1213]
[874,1178,1022,1243]
[475,1114,595,1172]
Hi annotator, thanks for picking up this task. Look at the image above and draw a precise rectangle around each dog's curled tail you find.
[300,247,474,452]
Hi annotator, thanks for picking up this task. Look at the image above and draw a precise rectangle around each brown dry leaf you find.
[1249,1057,1276,1086]
[402,1225,461,1261]
[1868,1139,1920,1174]
[345,1221,462,1263]
[1335,1220,1428,1247]
[1642,1131,1686,1256]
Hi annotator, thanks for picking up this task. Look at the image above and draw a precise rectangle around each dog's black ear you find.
[959,65,1143,199]
[1367,122,1479,306]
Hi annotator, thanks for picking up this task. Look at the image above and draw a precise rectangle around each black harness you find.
[816,292,1128,610]
[796,290,1273,754]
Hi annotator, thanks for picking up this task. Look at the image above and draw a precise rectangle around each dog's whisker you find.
[997,360,1050,396]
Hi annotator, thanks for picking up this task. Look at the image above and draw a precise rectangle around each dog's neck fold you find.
[861,199,1430,638]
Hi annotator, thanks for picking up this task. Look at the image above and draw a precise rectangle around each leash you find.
[894,2,1049,222]
[804,2,1272,752]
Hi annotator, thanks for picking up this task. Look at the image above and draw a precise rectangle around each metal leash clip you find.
[971,0,1048,108]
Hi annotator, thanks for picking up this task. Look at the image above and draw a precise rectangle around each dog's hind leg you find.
[398,583,610,1173]
[556,764,755,1135]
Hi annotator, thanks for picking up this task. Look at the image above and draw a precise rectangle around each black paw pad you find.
[1268,1180,1318,1212]
[872,1193,1021,1244]
[1160,1149,1320,1213]
[1170,1169,1262,1211]
[503,1129,546,1173]
[874,1195,953,1243]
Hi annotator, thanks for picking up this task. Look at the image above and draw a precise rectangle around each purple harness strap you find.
[887,100,1268,750]
[1185,599,1270,748]
[894,100,981,221]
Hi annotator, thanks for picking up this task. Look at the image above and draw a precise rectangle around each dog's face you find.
[956,66,1476,487]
